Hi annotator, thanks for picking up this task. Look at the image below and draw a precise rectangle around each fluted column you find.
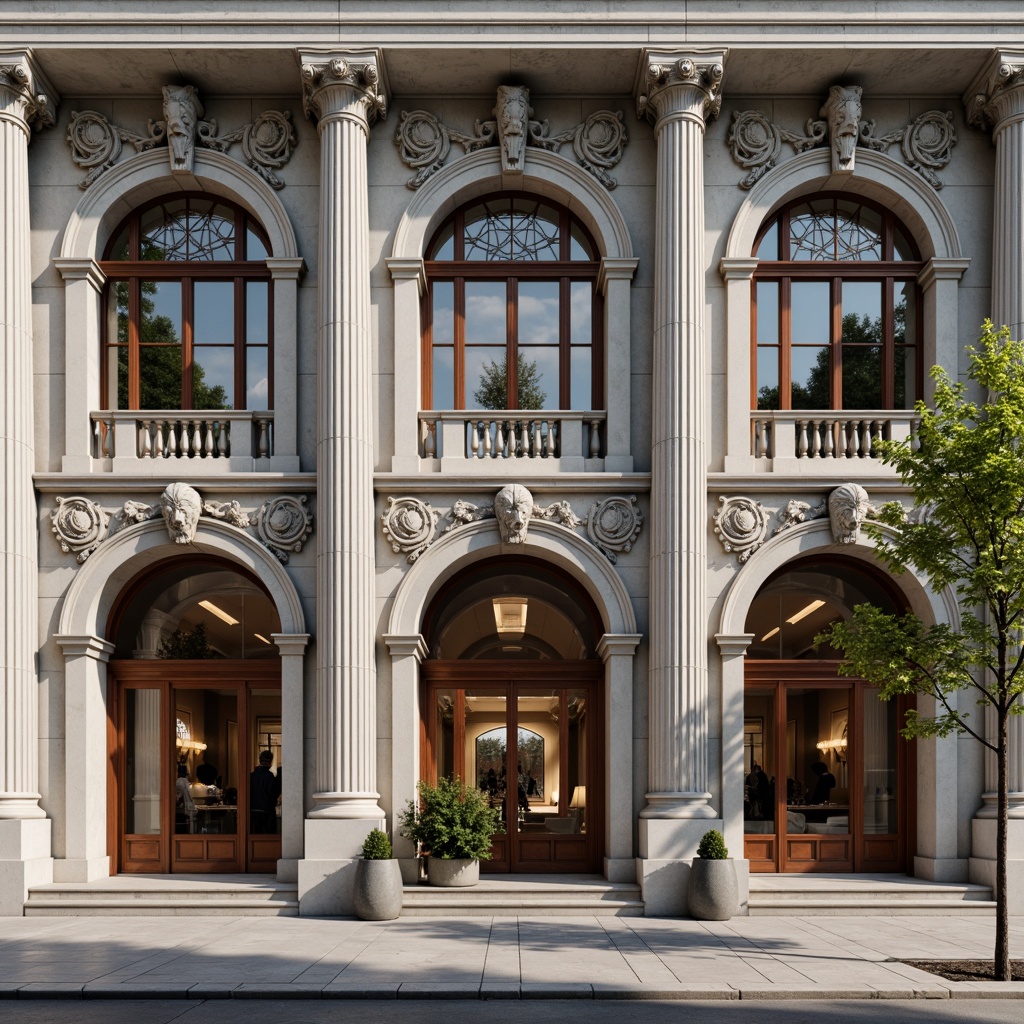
[300,51,387,821]
[635,50,725,821]
[0,54,55,823]
[964,52,1024,822]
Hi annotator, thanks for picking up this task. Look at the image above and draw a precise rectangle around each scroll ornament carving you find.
[251,495,314,562]
[203,499,252,529]
[712,496,770,564]
[66,83,297,189]
[301,57,387,125]
[0,61,56,130]
[381,496,439,563]
[50,497,109,563]
[394,86,627,190]
[587,495,644,563]
[728,84,956,189]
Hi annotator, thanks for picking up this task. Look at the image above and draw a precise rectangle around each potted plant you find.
[687,828,739,921]
[352,827,403,921]
[399,776,500,887]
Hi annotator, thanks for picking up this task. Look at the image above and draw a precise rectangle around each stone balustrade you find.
[750,410,918,462]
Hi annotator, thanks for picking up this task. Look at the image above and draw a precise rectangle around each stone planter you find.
[353,858,403,920]
[687,858,739,921]
[426,857,479,887]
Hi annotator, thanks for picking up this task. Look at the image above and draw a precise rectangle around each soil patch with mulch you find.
[900,959,1024,982]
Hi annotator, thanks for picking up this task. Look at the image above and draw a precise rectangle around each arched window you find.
[101,195,272,411]
[753,195,923,412]
[424,194,601,412]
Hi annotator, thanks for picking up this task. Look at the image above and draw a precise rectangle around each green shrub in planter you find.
[362,827,392,860]
[696,829,728,860]
[399,776,500,861]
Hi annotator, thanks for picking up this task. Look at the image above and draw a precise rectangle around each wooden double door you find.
[110,662,282,874]
[422,662,602,873]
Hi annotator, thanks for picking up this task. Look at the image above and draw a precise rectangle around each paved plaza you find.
[0,914,1022,1002]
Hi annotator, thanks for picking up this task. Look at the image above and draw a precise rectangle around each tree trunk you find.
[995,710,1009,981]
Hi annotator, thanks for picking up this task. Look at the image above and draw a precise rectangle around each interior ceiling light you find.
[254,633,271,645]
[760,626,780,642]
[493,597,528,639]
[198,599,239,626]
[786,599,826,625]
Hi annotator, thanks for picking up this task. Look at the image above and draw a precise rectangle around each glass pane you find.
[836,200,883,260]
[430,223,455,260]
[894,345,915,409]
[842,345,881,409]
[756,282,779,345]
[175,689,239,837]
[570,222,594,260]
[744,688,775,834]
[109,226,130,260]
[511,197,560,261]
[516,692,554,833]
[466,690,507,831]
[790,281,830,345]
[463,199,561,261]
[465,281,506,345]
[864,689,898,834]
[192,346,233,409]
[566,689,587,833]
[841,281,882,409]
[194,281,234,345]
[435,689,456,782]
[188,201,236,261]
[893,225,914,261]
[789,200,835,261]
[108,280,129,408]
[570,281,592,345]
[126,689,162,835]
[140,199,187,260]
[517,347,556,410]
[518,281,560,345]
[246,346,269,410]
[139,344,182,410]
[431,346,454,409]
[756,346,780,410]
[250,691,283,836]
[756,221,779,260]
[431,281,455,346]
[246,226,269,261]
[841,281,882,342]
[246,282,269,345]
[785,687,850,833]
[466,346,508,410]
[570,347,592,410]
[140,280,182,345]
[791,346,829,409]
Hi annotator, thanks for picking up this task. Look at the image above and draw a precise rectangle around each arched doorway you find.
[421,558,603,873]
[108,557,283,874]
[742,557,914,873]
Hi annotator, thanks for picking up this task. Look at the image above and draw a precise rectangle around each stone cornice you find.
[917,257,971,290]
[298,49,389,129]
[964,49,1024,133]
[718,256,760,282]
[33,472,317,494]
[597,257,639,294]
[715,633,755,657]
[265,257,306,281]
[382,634,429,661]
[634,48,727,127]
[597,633,643,661]
[0,50,57,135]
[53,257,106,291]
[54,634,116,661]
[385,256,427,293]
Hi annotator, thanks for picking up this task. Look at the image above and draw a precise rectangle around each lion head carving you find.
[828,482,876,544]
[494,483,535,545]
[160,482,203,544]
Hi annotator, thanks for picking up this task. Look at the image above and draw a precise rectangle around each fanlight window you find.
[101,195,272,411]
[424,194,601,412]
[753,196,923,411]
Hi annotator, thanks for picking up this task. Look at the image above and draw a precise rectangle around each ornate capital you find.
[635,49,727,127]
[964,50,1024,133]
[0,51,57,136]
[299,50,388,129]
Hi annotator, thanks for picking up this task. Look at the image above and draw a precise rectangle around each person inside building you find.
[809,761,837,804]
[175,763,196,833]
[249,750,281,834]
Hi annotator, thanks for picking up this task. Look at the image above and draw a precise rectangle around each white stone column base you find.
[52,855,109,883]
[969,817,1024,914]
[0,819,53,916]
[640,792,718,819]
[298,817,384,916]
[308,793,385,819]
[913,855,968,883]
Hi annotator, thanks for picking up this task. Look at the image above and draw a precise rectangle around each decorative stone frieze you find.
[250,496,314,562]
[774,497,827,535]
[394,87,627,190]
[202,499,251,530]
[380,497,439,563]
[728,86,956,189]
[534,499,583,531]
[444,498,495,532]
[712,496,770,564]
[66,86,298,189]
[49,497,109,563]
[587,495,644,563]
[771,484,878,545]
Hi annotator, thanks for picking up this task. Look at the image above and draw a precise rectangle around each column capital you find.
[383,634,429,661]
[964,49,1024,135]
[54,635,115,662]
[634,48,727,129]
[298,49,389,132]
[53,258,107,292]
[0,51,57,137]
[271,632,310,657]
[715,633,755,658]
[597,633,643,661]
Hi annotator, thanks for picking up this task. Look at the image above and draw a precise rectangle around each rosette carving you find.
[586,495,643,562]
[50,497,109,563]
[712,496,770,564]
[394,109,491,189]
[727,109,824,188]
[251,496,314,562]
[381,496,439,563]
[538,110,628,189]
[198,110,297,189]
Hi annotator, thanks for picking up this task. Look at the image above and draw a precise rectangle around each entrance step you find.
[747,873,995,916]
[24,874,299,917]
[401,873,644,917]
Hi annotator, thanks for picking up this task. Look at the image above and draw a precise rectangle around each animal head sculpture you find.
[162,84,204,174]
[828,482,875,544]
[494,483,535,544]
[820,84,862,173]
[160,482,203,544]
[494,85,532,173]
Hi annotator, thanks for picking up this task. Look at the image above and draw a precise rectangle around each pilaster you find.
[386,258,427,474]
[597,258,639,473]
[634,49,726,827]
[271,633,309,881]
[266,258,306,473]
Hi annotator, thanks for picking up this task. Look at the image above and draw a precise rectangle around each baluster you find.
[165,420,177,459]
[589,418,601,458]
[92,419,102,459]
[531,420,540,458]
[139,420,152,458]
[796,420,808,458]
[219,420,230,457]
[494,420,506,458]
[152,420,165,458]
[810,419,820,458]
[510,419,520,457]
[482,420,492,458]
[870,419,882,457]
[469,420,479,459]
[188,419,199,457]
[757,418,769,458]
[842,419,854,458]
[518,419,527,457]
[823,417,834,458]
[204,421,214,457]
[549,420,558,457]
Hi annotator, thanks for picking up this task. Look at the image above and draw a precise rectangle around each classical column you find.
[0,52,56,916]
[635,50,726,823]
[299,51,388,824]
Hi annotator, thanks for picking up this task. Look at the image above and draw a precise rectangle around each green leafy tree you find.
[157,621,216,660]
[473,352,547,410]
[816,321,1024,981]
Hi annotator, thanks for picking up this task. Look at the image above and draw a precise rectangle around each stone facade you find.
[0,2,1021,916]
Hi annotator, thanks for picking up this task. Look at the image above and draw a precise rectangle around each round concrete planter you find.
[426,857,479,887]
[687,858,739,921]
[353,858,403,920]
